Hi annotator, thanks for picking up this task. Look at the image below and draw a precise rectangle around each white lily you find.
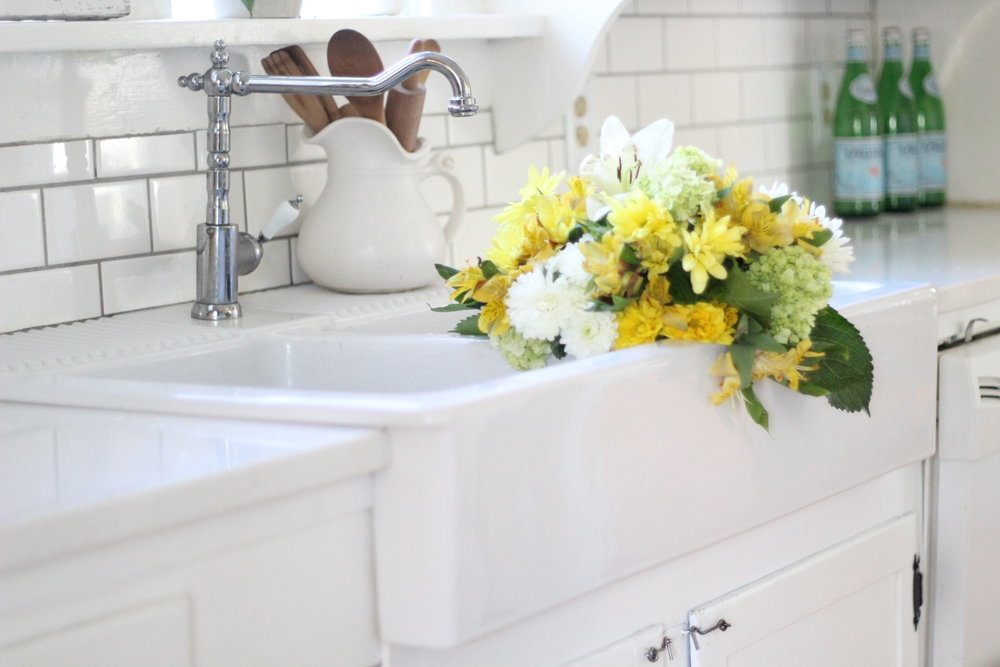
[579,115,674,219]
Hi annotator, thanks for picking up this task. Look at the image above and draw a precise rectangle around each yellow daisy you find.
[680,206,746,294]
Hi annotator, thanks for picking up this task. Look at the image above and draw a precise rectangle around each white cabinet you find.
[687,514,920,667]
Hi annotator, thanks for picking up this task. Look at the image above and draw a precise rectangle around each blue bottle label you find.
[835,137,884,200]
[884,134,919,196]
[849,74,878,104]
[918,131,946,191]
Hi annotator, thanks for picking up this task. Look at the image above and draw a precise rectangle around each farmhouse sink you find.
[0,280,938,648]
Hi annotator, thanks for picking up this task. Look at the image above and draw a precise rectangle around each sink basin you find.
[0,282,939,648]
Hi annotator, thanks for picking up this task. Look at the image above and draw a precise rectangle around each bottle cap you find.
[912,27,931,43]
[882,26,903,44]
[847,28,867,47]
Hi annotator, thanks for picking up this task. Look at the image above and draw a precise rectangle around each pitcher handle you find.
[426,152,465,242]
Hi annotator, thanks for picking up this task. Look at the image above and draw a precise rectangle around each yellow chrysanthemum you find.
[486,214,552,273]
[615,292,666,350]
[519,164,563,200]
[535,194,579,245]
[661,301,738,344]
[752,339,823,390]
[607,190,682,274]
[445,265,484,302]
[645,274,672,305]
[680,206,747,294]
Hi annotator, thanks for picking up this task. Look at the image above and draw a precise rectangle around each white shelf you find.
[0,14,545,53]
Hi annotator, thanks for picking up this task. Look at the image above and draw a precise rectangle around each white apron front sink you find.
[0,281,938,648]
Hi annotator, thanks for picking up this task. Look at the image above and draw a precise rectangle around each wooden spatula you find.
[261,52,328,134]
[279,45,341,124]
[385,39,438,152]
[327,29,386,124]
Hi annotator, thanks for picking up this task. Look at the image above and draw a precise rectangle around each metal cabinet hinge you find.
[913,555,924,630]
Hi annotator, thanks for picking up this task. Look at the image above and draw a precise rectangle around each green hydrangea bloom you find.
[638,147,719,222]
[748,245,833,345]
[669,146,722,178]
[490,327,551,370]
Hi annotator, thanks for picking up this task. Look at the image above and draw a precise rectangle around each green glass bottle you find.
[877,26,918,212]
[833,29,883,217]
[909,27,946,207]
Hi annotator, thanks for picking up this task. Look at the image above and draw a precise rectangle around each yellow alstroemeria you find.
[580,233,626,296]
[445,264,485,302]
[680,206,746,294]
[661,301,739,344]
[472,273,514,336]
[606,190,683,275]
[710,351,743,405]
[752,339,824,391]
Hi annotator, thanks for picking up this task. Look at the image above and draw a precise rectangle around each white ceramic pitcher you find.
[296,117,464,293]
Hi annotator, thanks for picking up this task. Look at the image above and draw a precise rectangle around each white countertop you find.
[844,206,1000,342]
[0,403,387,572]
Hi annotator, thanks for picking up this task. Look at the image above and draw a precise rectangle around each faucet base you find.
[191,301,242,321]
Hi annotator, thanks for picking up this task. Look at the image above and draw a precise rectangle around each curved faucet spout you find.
[234,52,478,117]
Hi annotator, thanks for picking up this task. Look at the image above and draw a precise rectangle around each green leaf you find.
[742,330,788,353]
[809,229,834,247]
[741,385,770,430]
[620,244,640,266]
[551,340,567,359]
[590,295,638,312]
[799,306,874,414]
[435,263,459,280]
[239,0,255,13]
[769,194,792,212]
[431,301,481,312]
[715,184,734,201]
[730,343,755,389]
[480,260,501,280]
[714,266,779,326]
[451,314,486,336]
[567,224,585,244]
[665,262,699,305]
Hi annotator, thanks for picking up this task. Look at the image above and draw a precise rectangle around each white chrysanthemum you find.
[546,240,592,288]
[561,310,618,359]
[808,201,854,275]
[505,268,588,341]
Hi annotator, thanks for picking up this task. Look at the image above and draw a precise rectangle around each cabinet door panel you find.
[688,513,919,667]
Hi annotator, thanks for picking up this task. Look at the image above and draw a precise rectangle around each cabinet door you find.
[687,513,919,667]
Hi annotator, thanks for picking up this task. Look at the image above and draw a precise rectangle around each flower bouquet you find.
[434,116,873,429]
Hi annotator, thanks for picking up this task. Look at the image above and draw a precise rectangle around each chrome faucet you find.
[178,40,478,321]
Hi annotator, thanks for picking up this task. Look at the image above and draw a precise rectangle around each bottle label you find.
[849,74,878,104]
[899,77,914,99]
[914,44,930,60]
[918,131,947,191]
[884,134,919,196]
[835,137,884,200]
[923,72,941,97]
[884,43,902,61]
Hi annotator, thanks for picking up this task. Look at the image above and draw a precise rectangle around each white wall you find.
[0,0,877,333]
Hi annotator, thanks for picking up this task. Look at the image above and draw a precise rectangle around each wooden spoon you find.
[326,29,386,124]
[385,39,437,152]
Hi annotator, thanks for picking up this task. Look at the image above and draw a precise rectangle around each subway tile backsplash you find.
[0,2,872,333]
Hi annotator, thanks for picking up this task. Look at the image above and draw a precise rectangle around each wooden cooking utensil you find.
[326,29,386,125]
[261,52,327,134]
[385,38,437,152]
[279,45,341,123]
